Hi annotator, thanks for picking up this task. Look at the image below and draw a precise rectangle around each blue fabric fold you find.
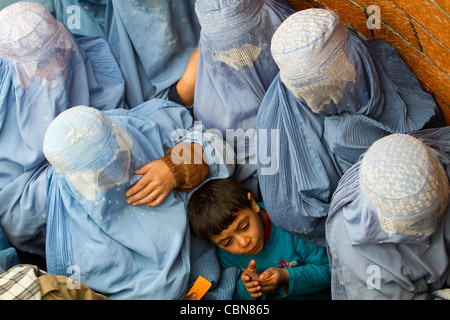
[0,225,20,274]
[323,33,441,171]
[104,0,201,108]
[257,77,342,245]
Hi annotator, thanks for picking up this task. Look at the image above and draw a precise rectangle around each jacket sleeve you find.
[160,142,210,193]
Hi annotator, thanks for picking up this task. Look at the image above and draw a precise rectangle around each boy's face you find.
[210,193,265,255]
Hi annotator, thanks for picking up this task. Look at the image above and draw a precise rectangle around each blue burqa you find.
[0,2,125,256]
[104,0,201,108]
[43,101,234,299]
[326,129,450,299]
[257,9,441,245]
[193,0,295,198]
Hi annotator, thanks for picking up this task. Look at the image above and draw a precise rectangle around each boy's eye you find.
[241,223,249,231]
[222,239,232,247]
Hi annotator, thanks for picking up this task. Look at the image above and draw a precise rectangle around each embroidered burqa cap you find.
[271,8,356,113]
[0,1,57,59]
[0,1,77,89]
[360,134,449,236]
[43,106,132,202]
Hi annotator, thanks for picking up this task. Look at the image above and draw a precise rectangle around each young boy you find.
[188,178,331,300]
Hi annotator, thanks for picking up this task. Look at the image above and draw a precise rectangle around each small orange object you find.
[187,276,212,300]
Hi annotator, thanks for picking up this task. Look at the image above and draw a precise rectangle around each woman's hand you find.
[126,160,176,207]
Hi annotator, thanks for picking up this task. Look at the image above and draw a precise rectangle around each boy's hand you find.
[241,260,263,298]
[258,268,289,294]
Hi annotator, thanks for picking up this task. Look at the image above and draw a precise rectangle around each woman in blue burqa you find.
[256,9,441,245]
[0,2,125,258]
[193,0,295,199]
[54,0,202,109]
[43,99,238,299]
[326,131,450,299]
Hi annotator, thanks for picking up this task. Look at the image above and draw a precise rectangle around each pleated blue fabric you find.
[105,0,201,108]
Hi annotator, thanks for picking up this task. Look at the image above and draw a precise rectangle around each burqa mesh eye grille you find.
[195,0,268,68]
[271,9,356,113]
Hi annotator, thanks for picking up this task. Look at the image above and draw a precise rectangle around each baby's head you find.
[188,178,266,255]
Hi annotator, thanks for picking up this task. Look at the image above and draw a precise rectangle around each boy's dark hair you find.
[188,178,252,240]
